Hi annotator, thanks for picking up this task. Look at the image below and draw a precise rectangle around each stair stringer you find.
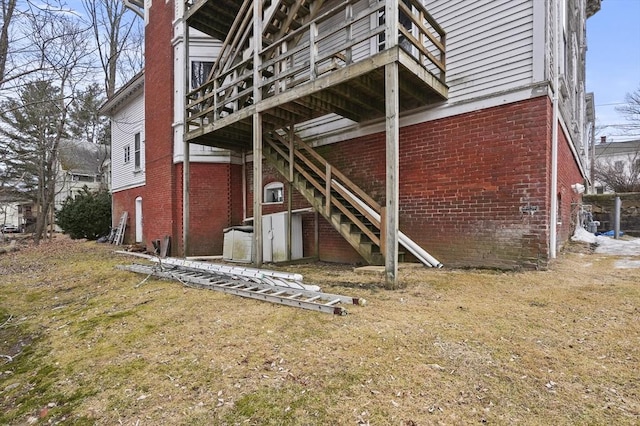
[263,132,384,265]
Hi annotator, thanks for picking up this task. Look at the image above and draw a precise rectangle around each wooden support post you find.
[253,113,263,267]
[380,206,387,255]
[384,61,400,289]
[310,22,318,79]
[289,126,295,181]
[386,0,399,49]
[252,0,263,267]
[325,163,332,216]
[287,126,295,261]
[315,210,320,258]
[183,137,190,257]
[345,4,353,63]
[183,23,191,257]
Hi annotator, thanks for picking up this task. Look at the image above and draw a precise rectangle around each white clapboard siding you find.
[111,92,145,192]
[426,0,534,102]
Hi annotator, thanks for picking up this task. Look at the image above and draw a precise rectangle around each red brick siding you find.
[555,124,585,248]
[318,97,557,268]
[174,162,243,256]
[112,188,145,245]
[144,0,177,254]
[237,97,582,267]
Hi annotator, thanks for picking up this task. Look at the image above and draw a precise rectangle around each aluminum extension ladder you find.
[117,258,365,315]
[112,212,128,245]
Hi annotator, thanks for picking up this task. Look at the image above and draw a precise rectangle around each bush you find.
[56,187,111,240]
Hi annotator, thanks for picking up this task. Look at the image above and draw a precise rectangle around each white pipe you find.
[550,0,560,259]
[333,180,443,268]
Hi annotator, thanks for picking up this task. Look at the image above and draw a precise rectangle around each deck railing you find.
[185,0,446,131]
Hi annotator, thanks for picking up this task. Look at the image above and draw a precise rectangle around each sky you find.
[586,0,640,142]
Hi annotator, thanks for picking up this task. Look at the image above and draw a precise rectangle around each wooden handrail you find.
[270,132,382,244]
[186,0,446,128]
[294,138,382,213]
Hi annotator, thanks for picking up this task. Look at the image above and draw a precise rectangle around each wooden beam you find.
[384,61,399,289]
[253,0,263,267]
[183,24,191,257]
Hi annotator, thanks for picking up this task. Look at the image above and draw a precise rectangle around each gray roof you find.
[58,140,109,175]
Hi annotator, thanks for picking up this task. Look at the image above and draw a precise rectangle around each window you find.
[376,0,412,53]
[614,161,624,173]
[191,61,214,89]
[557,193,562,225]
[377,2,385,52]
[264,182,284,203]
[134,133,142,170]
[124,145,131,163]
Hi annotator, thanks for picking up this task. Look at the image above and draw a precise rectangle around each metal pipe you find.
[550,0,560,258]
[614,196,621,239]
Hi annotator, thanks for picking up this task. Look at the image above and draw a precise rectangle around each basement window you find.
[264,182,284,204]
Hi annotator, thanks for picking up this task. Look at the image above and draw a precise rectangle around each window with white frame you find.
[134,132,142,170]
[124,145,131,163]
[264,182,284,203]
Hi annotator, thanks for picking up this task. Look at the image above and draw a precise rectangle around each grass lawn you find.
[0,235,639,425]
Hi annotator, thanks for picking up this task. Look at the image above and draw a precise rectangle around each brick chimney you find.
[600,136,606,144]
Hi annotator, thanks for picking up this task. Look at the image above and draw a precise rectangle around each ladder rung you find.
[325,299,341,306]
[305,295,321,302]
[287,293,303,299]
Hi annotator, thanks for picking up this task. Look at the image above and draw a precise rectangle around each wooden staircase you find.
[189,0,322,123]
[263,130,384,265]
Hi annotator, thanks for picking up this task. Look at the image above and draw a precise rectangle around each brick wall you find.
[315,97,577,268]
[556,123,586,248]
[112,187,145,245]
[144,0,178,254]
[309,98,549,267]
[236,97,587,268]
[174,162,244,256]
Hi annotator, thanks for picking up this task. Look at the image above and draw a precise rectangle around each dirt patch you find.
[0,236,639,424]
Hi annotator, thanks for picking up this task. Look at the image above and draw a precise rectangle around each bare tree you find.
[0,0,17,84]
[82,0,143,97]
[594,150,640,193]
[0,0,66,89]
[615,85,640,133]
[0,8,92,244]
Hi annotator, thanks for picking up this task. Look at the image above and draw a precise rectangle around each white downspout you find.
[550,0,560,259]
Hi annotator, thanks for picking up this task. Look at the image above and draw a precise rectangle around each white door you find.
[135,197,143,243]
[262,215,274,262]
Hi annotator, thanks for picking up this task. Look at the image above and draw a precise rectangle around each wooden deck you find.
[184,0,448,151]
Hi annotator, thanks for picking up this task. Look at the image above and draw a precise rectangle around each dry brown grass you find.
[0,236,639,425]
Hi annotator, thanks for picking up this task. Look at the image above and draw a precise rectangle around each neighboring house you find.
[99,72,145,244]
[55,139,109,209]
[105,0,600,277]
[593,138,640,193]
[0,195,22,230]
[53,140,109,231]
[0,194,35,232]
